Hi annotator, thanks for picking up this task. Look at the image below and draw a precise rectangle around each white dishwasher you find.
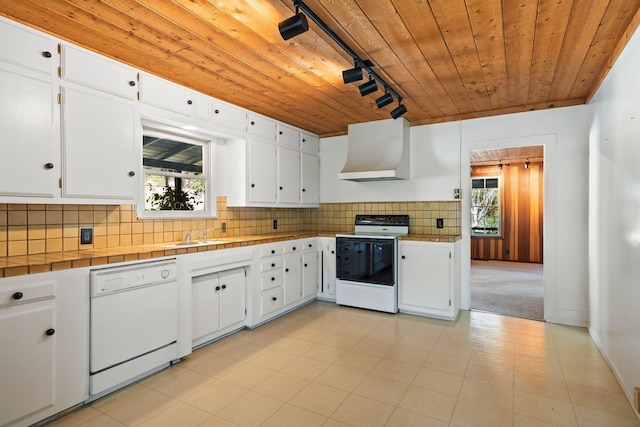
[89,259,179,397]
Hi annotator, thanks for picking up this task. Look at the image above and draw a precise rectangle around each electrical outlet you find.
[80,228,93,245]
[273,219,278,230]
[221,222,226,232]
[436,218,444,229]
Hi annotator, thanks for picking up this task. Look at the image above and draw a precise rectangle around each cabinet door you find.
[302,251,319,298]
[140,73,193,116]
[399,243,451,312]
[283,252,302,306]
[301,153,319,205]
[191,273,220,341]
[0,19,56,74]
[0,301,55,426]
[219,268,246,330]
[0,66,58,198]
[247,114,276,141]
[277,146,300,204]
[61,44,138,100]
[193,92,211,121]
[248,139,277,203]
[277,124,299,148]
[300,132,319,154]
[321,238,336,297]
[61,86,137,200]
[212,101,246,132]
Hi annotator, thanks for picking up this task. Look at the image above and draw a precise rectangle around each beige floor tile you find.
[289,326,335,343]
[178,347,217,369]
[562,365,621,391]
[138,364,189,389]
[364,328,404,344]
[515,371,570,402]
[385,408,448,427]
[353,373,409,405]
[182,380,247,414]
[280,355,331,380]
[412,366,464,396]
[98,387,177,426]
[217,390,283,426]
[219,362,275,389]
[371,358,420,384]
[515,332,556,349]
[239,329,283,347]
[459,377,514,411]
[451,398,514,427]
[404,322,446,339]
[214,341,267,361]
[260,403,327,427]
[187,353,244,379]
[566,382,637,418]
[315,364,367,392]
[339,324,376,339]
[514,355,565,380]
[75,414,126,426]
[331,393,395,427]
[303,343,350,363]
[513,412,566,426]
[145,368,214,399]
[334,350,382,373]
[247,348,298,370]
[46,406,103,426]
[573,404,640,426]
[514,343,560,363]
[464,361,514,388]
[514,390,578,426]
[90,383,149,414]
[471,348,515,370]
[395,333,438,351]
[430,339,474,359]
[352,338,394,357]
[252,372,309,402]
[137,402,211,427]
[289,382,349,416]
[423,352,469,376]
[398,385,457,422]
[384,345,430,366]
[321,332,362,350]
[270,336,317,355]
[198,415,242,426]
[322,419,352,427]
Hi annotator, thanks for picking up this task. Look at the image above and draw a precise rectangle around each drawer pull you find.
[12,292,23,300]
[215,286,221,291]
[304,263,308,267]
[44,162,54,170]
[128,80,136,86]
[272,296,277,301]
[271,263,276,267]
[45,328,55,336]
[271,277,275,281]
[285,268,289,272]
[42,51,52,58]
[221,284,227,289]
[401,255,406,259]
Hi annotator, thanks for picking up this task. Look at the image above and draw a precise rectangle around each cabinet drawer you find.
[260,288,283,317]
[0,281,54,307]
[248,114,276,141]
[0,19,56,74]
[260,246,283,258]
[284,242,302,254]
[61,44,138,100]
[260,258,282,273]
[300,239,316,251]
[212,101,246,132]
[260,271,283,292]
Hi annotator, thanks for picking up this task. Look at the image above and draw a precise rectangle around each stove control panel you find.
[354,214,410,227]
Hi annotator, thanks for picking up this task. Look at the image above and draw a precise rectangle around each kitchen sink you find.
[164,240,229,248]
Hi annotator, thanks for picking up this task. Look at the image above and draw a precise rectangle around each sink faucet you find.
[185,228,216,244]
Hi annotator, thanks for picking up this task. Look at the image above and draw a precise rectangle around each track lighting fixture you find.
[278,0,407,119]
[524,159,530,169]
[359,77,378,96]
[498,162,503,170]
[375,91,393,109]
[342,66,363,84]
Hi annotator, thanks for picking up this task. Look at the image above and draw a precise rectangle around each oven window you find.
[336,238,395,286]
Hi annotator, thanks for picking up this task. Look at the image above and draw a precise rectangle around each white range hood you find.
[338,117,410,182]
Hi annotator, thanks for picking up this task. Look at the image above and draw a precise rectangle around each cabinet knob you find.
[302,188,306,192]
[271,249,275,254]
[401,255,406,259]
[45,328,55,336]
[250,121,255,125]
[187,100,193,105]
[128,80,136,87]
[214,109,220,114]
[304,263,308,267]
[221,284,227,289]
[12,292,23,300]
[272,296,277,301]
[42,51,52,58]
[215,286,221,291]
[285,268,289,272]
[128,171,135,177]
[302,138,306,142]
[251,183,255,188]
[331,250,335,254]
[308,244,312,248]
[271,277,275,281]
[279,131,283,135]
[271,263,275,267]
[44,162,54,170]
[293,247,296,251]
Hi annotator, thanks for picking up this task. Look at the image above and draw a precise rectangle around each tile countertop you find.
[0,232,461,278]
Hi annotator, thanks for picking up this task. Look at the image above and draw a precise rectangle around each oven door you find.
[336,236,395,286]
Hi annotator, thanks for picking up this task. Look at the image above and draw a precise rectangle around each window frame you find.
[137,120,216,219]
[470,175,502,237]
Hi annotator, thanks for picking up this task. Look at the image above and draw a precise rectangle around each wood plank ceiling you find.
[1,0,639,137]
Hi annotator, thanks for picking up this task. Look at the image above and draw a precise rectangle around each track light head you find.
[359,78,378,96]
[498,162,503,170]
[524,159,530,169]
[278,12,309,40]
[390,103,407,119]
[342,67,363,84]
[375,92,394,109]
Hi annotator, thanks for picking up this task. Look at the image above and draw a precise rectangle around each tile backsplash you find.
[0,198,460,257]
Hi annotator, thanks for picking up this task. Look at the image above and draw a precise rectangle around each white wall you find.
[320,106,590,327]
[587,23,640,409]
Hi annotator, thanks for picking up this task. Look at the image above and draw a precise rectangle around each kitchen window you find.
[140,124,214,218]
[471,177,501,236]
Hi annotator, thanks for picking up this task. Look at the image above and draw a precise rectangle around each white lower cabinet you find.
[398,240,461,320]
[302,250,319,298]
[191,267,246,348]
[0,269,89,427]
[318,237,336,300]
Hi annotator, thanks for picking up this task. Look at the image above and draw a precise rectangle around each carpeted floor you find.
[470,260,544,321]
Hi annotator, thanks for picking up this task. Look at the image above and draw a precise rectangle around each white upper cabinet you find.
[301,153,319,205]
[61,86,137,200]
[248,139,277,204]
[277,124,299,148]
[193,92,211,121]
[0,18,56,74]
[248,113,276,141]
[212,100,247,132]
[277,146,300,204]
[139,73,193,116]
[300,131,319,154]
[60,44,138,100]
[0,65,58,198]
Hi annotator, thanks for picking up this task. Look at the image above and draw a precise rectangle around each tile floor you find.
[49,302,639,427]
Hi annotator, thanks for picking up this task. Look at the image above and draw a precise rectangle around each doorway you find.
[468,146,544,321]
